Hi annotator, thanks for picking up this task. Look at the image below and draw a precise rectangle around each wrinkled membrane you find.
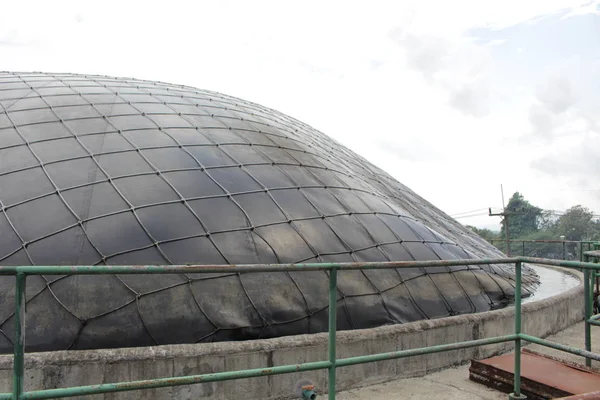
[0,72,538,352]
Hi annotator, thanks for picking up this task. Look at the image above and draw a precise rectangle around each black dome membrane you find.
[0,72,537,352]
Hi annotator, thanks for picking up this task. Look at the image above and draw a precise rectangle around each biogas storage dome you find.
[0,72,537,352]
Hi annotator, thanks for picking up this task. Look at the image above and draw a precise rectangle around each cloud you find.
[369,60,386,70]
[448,82,490,117]
[526,74,580,138]
[377,137,444,163]
[1,0,598,225]
[529,79,599,197]
[528,102,556,137]
[391,32,449,78]
[0,30,25,47]
[390,27,492,117]
[484,39,508,47]
[535,75,578,113]
[531,135,600,177]
[561,0,599,19]
[0,40,20,47]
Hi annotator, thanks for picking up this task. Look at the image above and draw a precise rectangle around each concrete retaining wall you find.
[0,268,585,400]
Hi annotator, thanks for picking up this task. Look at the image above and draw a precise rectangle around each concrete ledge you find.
[0,267,585,400]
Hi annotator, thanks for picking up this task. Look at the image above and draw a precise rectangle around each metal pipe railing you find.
[488,240,598,261]
[512,261,524,399]
[327,269,337,400]
[0,258,519,275]
[583,249,600,367]
[0,254,600,400]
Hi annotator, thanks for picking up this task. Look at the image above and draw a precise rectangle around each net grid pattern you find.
[0,72,537,352]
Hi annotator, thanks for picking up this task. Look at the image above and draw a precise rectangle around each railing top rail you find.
[520,256,600,270]
[0,257,519,276]
[489,239,599,244]
[0,256,599,276]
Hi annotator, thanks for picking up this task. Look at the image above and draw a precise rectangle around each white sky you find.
[1,0,599,231]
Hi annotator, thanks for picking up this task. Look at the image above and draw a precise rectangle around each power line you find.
[453,213,489,219]
[544,210,600,218]
[450,208,488,217]
[452,208,600,219]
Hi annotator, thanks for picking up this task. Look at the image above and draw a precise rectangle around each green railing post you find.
[509,261,526,400]
[584,256,592,368]
[328,268,337,400]
[13,272,26,400]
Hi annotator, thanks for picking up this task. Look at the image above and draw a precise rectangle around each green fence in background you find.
[1,251,600,400]
[489,239,598,261]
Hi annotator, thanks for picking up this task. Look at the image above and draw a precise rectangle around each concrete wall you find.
[0,268,584,400]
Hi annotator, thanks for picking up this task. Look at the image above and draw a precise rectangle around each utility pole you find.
[488,185,525,257]
[489,207,513,256]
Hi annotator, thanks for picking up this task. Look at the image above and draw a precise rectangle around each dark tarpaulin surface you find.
[0,72,537,353]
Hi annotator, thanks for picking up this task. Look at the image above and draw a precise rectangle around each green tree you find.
[592,219,600,240]
[555,205,595,241]
[500,192,543,239]
[521,230,567,258]
[466,225,500,242]
[538,210,558,231]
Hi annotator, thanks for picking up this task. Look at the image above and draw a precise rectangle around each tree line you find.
[467,192,600,259]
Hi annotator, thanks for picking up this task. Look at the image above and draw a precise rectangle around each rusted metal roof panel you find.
[470,349,600,399]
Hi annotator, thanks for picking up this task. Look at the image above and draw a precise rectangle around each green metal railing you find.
[489,239,598,261]
[1,255,600,400]
[583,242,600,368]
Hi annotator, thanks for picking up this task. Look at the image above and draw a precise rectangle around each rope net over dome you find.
[0,72,537,352]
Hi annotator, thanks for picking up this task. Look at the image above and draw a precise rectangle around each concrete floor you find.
[336,320,599,399]
[337,366,506,400]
